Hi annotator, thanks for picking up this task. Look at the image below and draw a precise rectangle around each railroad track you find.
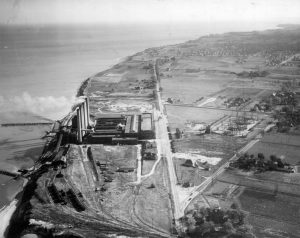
[131,193,171,237]
[96,196,165,237]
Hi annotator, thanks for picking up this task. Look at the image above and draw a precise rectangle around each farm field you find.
[202,87,265,109]
[186,173,300,238]
[238,188,300,238]
[218,170,300,196]
[247,133,300,165]
[247,213,300,238]
[166,105,231,130]
[239,188,300,224]
[161,71,233,104]
[174,134,245,158]
[261,133,300,146]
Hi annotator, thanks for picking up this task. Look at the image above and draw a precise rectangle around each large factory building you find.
[86,113,155,145]
[66,97,155,145]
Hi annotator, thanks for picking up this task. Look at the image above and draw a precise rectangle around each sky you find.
[0,0,300,25]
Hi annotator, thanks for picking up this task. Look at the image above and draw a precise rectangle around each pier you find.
[0,170,20,178]
[1,122,53,127]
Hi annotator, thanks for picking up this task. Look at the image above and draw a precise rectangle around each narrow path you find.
[141,135,162,180]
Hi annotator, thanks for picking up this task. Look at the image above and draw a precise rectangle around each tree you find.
[257,153,265,161]
[175,128,182,139]
[223,221,235,234]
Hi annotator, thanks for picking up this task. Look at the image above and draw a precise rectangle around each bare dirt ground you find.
[25,144,172,237]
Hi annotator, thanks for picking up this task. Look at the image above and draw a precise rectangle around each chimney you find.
[76,107,82,143]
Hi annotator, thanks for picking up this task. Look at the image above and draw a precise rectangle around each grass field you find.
[247,134,300,165]
[166,106,231,130]
[142,160,156,175]
[174,134,245,158]
[218,170,300,195]
[239,188,300,224]
[201,87,268,109]
[173,158,206,186]
[261,133,300,146]
[161,70,233,104]
[248,213,300,238]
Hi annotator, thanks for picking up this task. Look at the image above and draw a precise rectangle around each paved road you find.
[167,104,272,115]
[153,60,260,219]
[153,62,183,219]
[279,53,300,65]
[180,139,259,212]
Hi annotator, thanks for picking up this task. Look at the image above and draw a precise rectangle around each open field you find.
[173,158,206,186]
[239,188,300,225]
[161,71,233,104]
[166,106,231,130]
[186,171,300,238]
[247,213,300,238]
[261,133,300,146]
[17,144,172,237]
[142,160,156,175]
[91,144,137,169]
[218,170,300,195]
[202,87,265,108]
[88,61,155,97]
[136,158,173,234]
[90,97,153,114]
[247,133,300,165]
[87,59,156,116]
[174,134,245,158]
[238,188,300,238]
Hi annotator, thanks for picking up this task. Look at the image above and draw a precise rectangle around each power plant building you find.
[140,113,155,139]
[86,113,155,144]
[68,97,155,144]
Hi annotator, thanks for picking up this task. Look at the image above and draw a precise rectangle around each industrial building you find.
[64,97,155,145]
[140,113,155,139]
[87,113,155,144]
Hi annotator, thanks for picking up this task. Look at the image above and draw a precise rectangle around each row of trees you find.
[230,153,292,172]
[180,207,252,238]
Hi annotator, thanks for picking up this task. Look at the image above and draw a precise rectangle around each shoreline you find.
[0,199,18,238]
[0,179,27,238]
[5,24,299,237]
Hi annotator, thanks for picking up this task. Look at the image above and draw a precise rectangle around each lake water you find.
[0,22,277,210]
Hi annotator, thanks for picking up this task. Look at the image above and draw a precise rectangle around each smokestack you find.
[76,107,82,143]
[82,101,86,135]
[83,98,88,129]
[80,104,85,136]
[86,96,90,126]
